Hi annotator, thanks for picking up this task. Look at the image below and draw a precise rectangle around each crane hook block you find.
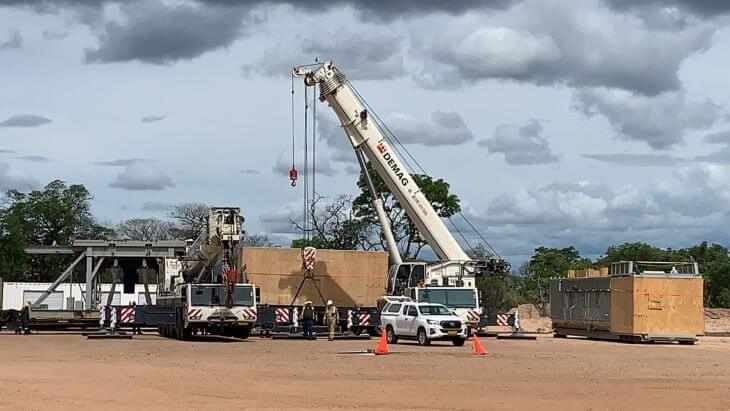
[289,166,298,187]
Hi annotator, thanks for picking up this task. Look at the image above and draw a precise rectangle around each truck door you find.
[395,304,411,335]
[404,305,419,336]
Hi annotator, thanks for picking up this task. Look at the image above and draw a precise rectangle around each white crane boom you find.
[294,62,470,262]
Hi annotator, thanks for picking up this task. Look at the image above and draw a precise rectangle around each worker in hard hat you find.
[18,301,31,335]
[325,300,339,341]
[301,301,315,340]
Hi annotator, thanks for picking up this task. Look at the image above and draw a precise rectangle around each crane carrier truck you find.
[139,207,258,340]
[291,61,510,333]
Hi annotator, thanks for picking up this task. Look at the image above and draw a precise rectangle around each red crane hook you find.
[289,166,298,187]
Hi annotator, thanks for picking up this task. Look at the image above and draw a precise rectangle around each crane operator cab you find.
[387,262,427,295]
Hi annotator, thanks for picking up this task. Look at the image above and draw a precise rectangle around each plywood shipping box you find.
[567,267,609,278]
[609,276,704,337]
[240,247,389,307]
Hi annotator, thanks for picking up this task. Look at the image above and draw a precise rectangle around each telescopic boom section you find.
[293,62,470,262]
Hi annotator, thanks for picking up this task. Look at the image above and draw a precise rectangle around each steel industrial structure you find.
[26,240,186,310]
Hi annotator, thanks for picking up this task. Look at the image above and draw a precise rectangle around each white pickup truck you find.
[380,301,467,346]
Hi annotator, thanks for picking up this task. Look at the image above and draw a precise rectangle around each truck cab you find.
[380,300,467,346]
[388,261,483,332]
[408,287,481,332]
[152,283,258,340]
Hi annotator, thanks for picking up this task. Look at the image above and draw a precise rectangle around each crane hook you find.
[290,166,298,187]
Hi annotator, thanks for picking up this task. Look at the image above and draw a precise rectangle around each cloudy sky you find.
[1,0,729,264]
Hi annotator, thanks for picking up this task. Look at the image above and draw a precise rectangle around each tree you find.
[684,242,730,307]
[116,218,176,241]
[521,246,590,314]
[290,195,372,250]
[291,236,329,249]
[168,202,208,240]
[470,244,523,317]
[0,180,113,281]
[595,242,685,266]
[243,233,275,247]
[353,161,461,260]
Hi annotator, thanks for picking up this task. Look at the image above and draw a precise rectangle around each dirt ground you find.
[0,332,728,410]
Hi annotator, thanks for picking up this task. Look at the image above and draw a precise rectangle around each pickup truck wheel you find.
[386,326,398,344]
[417,328,430,346]
[452,338,466,347]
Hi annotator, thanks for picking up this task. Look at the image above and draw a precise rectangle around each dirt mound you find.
[508,304,553,333]
[704,308,730,333]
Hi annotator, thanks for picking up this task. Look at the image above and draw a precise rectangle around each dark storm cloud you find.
[141,115,166,123]
[0,114,52,127]
[16,155,51,162]
[141,201,171,211]
[109,161,174,191]
[414,0,716,96]
[243,31,405,80]
[573,88,722,149]
[0,30,22,50]
[479,120,560,165]
[84,2,250,64]
[474,166,730,257]
[583,153,688,167]
[704,130,730,145]
[604,0,730,17]
[42,29,69,40]
[93,158,152,166]
[199,0,515,19]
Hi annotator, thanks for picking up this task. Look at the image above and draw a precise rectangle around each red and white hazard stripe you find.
[188,308,203,320]
[496,314,510,326]
[302,247,317,270]
[241,307,257,320]
[275,308,290,323]
[466,310,481,322]
[120,307,135,323]
[357,313,371,326]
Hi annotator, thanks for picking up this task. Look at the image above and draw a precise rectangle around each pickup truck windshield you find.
[190,285,253,306]
[418,289,476,309]
[419,305,452,315]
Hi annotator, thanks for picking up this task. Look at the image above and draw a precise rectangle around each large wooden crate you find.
[609,276,704,337]
[239,247,388,307]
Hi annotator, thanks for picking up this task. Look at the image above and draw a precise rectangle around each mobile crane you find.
[140,207,258,340]
[293,61,509,330]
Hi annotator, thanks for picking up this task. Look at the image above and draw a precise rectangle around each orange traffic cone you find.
[472,334,486,356]
[374,331,389,355]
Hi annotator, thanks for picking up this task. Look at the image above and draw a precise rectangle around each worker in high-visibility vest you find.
[325,300,339,341]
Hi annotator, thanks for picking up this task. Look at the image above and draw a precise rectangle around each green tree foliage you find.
[684,242,730,307]
[353,161,461,259]
[595,242,685,265]
[290,236,329,249]
[0,180,113,281]
[521,246,591,313]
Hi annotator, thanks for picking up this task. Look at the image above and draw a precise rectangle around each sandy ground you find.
[0,332,728,410]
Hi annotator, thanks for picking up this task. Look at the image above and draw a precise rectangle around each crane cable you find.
[347,80,503,260]
[303,84,310,242]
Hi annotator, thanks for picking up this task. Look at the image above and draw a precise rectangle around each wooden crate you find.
[567,267,609,278]
[609,276,704,336]
[239,247,388,307]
